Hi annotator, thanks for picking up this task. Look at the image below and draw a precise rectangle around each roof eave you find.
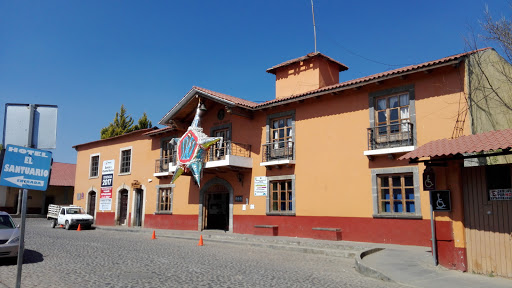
[158,88,242,125]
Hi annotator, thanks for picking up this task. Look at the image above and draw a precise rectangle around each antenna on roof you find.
[311,0,317,53]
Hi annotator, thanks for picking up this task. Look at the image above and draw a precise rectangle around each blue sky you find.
[0,0,510,164]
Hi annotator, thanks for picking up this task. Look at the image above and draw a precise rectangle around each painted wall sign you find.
[489,188,512,200]
[0,145,52,191]
[430,190,451,212]
[254,176,267,196]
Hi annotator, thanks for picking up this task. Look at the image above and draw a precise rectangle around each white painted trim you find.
[260,159,296,166]
[363,146,415,156]
[205,155,253,169]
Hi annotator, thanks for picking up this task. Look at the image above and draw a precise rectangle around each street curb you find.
[354,248,394,282]
[96,226,360,259]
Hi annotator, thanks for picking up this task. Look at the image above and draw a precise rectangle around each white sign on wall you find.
[254,176,267,196]
[102,160,115,174]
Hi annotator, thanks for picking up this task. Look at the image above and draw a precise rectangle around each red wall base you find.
[144,214,197,230]
[93,212,467,272]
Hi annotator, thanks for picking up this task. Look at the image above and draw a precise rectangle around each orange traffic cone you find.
[77,224,82,231]
[197,235,204,246]
[152,230,156,240]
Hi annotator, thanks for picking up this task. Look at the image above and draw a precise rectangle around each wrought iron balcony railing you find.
[262,141,295,162]
[154,156,177,174]
[207,141,251,162]
[367,122,414,150]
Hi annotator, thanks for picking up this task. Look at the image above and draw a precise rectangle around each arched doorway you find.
[87,191,96,217]
[199,178,233,232]
[118,189,129,225]
[133,188,143,227]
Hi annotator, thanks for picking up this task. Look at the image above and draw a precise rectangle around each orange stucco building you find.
[73,48,512,276]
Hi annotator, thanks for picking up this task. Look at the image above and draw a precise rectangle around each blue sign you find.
[0,144,53,191]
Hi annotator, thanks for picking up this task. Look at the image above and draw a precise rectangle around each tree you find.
[133,112,152,130]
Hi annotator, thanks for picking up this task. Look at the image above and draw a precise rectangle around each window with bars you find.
[157,186,173,213]
[377,173,415,214]
[120,149,131,174]
[90,155,99,178]
[375,93,410,136]
[269,179,294,213]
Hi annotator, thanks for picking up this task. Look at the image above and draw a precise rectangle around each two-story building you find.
[73,47,512,277]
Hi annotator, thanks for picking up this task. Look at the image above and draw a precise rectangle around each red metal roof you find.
[399,129,512,160]
[50,162,76,187]
[266,52,349,74]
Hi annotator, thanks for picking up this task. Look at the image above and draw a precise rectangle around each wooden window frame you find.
[374,92,410,136]
[266,175,295,216]
[377,173,415,215]
[270,116,293,144]
[155,185,174,214]
[89,154,100,178]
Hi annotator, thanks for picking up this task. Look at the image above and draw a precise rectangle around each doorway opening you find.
[118,189,128,225]
[134,188,143,227]
[87,191,96,217]
[203,185,229,231]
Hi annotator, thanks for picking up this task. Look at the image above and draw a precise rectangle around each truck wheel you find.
[50,220,56,228]
[65,220,70,230]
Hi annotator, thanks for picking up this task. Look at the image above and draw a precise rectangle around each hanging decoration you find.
[170,100,222,186]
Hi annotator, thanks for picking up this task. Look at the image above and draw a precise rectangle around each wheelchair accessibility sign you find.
[430,190,451,212]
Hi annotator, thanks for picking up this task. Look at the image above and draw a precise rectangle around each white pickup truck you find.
[47,204,94,230]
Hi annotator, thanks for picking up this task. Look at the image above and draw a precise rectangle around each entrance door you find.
[119,190,129,225]
[204,189,229,231]
[463,165,512,278]
[88,192,96,217]
[134,189,143,227]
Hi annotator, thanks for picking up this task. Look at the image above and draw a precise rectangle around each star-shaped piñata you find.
[170,101,222,186]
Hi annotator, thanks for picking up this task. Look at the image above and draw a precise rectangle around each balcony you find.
[364,122,415,157]
[205,141,252,169]
[153,156,177,177]
[261,141,295,167]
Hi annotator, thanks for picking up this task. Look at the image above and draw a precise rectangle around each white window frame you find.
[119,147,132,175]
[89,153,100,179]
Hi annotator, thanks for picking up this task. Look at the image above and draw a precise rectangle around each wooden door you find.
[88,192,96,217]
[463,165,512,278]
[134,189,143,227]
[119,190,128,225]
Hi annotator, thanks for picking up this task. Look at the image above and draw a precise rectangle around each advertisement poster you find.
[100,187,113,211]
[100,160,115,211]
[254,176,267,196]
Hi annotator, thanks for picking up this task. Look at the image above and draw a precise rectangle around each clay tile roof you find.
[258,48,492,107]
[399,129,512,160]
[50,162,76,187]
[193,86,258,108]
[266,52,349,74]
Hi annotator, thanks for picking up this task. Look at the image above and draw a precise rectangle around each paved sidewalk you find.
[96,225,511,288]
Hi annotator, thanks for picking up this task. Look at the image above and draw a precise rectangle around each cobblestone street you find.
[0,218,404,288]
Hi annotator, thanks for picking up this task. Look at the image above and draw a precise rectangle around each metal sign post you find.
[429,190,452,266]
[1,103,57,288]
[15,189,28,288]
